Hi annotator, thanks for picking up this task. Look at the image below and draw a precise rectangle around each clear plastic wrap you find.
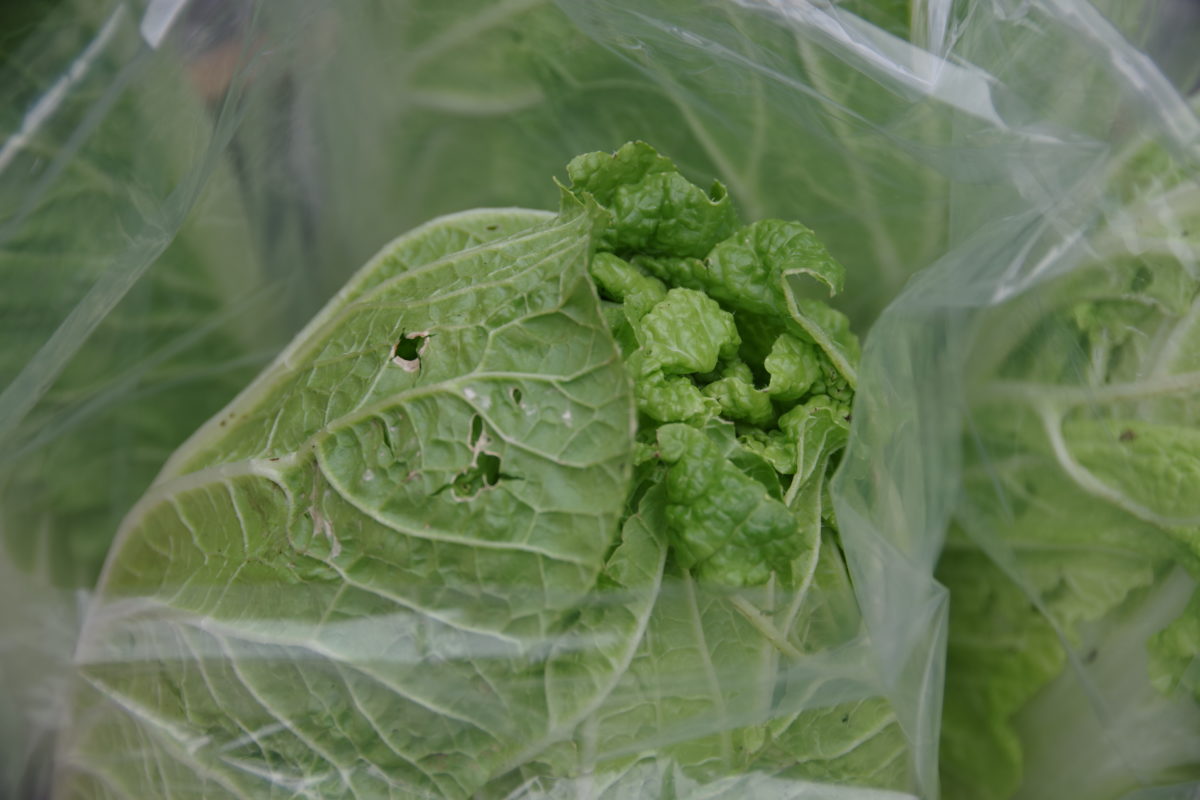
[2,1,1199,798]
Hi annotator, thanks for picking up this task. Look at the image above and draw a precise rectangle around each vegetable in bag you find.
[55,144,915,799]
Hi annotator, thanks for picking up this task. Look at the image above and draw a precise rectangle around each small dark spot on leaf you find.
[1085,648,1099,664]
[841,713,849,723]
[844,414,852,422]
[510,386,523,404]
[1119,429,1136,442]
[269,457,280,462]
[485,224,499,231]
[219,420,226,427]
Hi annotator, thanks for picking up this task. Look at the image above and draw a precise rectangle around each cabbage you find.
[55,145,915,799]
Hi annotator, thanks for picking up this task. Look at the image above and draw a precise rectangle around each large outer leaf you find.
[494,442,912,795]
[55,207,638,799]
[938,131,1200,799]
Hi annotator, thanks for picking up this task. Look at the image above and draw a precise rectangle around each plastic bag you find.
[2,1,1198,798]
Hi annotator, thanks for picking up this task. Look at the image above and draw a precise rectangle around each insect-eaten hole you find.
[390,331,429,373]
[437,414,520,500]
[451,453,503,499]
[510,387,523,405]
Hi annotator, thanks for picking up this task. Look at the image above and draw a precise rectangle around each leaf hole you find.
[390,331,429,372]
[433,415,521,500]
[376,418,397,453]
[392,337,422,360]
[447,453,521,500]
[510,387,523,405]
[453,453,501,497]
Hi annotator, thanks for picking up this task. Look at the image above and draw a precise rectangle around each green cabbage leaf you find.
[56,145,913,799]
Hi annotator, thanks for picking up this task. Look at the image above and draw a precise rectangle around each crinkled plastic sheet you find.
[2,1,1199,798]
